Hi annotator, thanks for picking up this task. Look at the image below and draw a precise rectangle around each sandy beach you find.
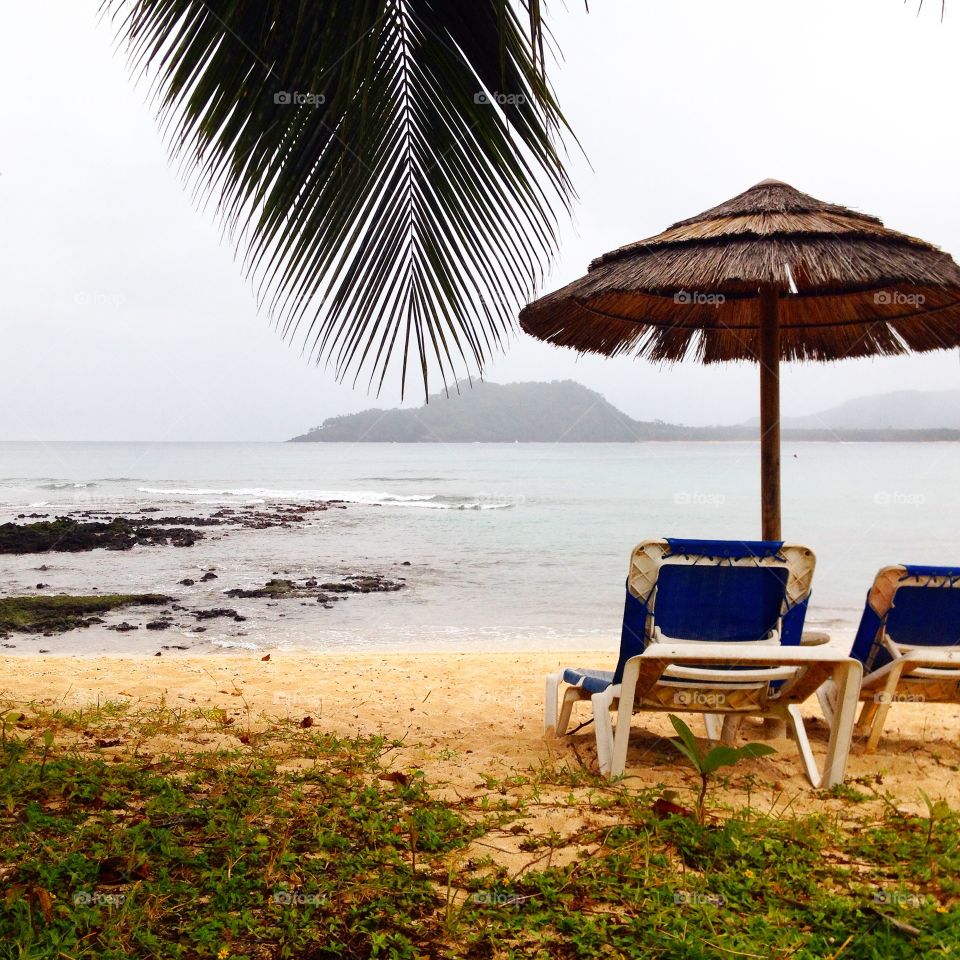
[5,650,959,816]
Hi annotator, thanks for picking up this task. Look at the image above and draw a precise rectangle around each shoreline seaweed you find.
[0,595,171,637]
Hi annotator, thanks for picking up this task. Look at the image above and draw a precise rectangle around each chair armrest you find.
[634,643,854,665]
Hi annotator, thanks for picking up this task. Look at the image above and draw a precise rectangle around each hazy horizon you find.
[1,379,958,443]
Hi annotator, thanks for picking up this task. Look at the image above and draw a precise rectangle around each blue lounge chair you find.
[818,564,960,751]
[545,539,862,788]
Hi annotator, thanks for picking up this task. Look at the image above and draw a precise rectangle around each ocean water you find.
[0,441,958,655]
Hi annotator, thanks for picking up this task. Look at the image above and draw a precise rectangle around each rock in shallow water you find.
[193,608,246,622]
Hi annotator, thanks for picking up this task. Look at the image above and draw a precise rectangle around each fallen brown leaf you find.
[379,771,410,787]
[35,887,53,922]
[652,797,693,819]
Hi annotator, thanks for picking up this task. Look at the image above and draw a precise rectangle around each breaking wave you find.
[136,486,518,510]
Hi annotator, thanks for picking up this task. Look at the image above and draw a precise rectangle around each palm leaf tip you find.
[106,0,578,398]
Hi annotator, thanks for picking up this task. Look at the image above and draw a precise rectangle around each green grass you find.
[0,595,169,636]
[2,706,960,958]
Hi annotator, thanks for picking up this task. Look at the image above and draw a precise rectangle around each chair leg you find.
[855,699,878,736]
[720,715,742,745]
[816,679,837,730]
[544,672,562,735]
[557,688,581,736]
[784,704,821,789]
[864,666,905,753]
[610,662,641,779]
[592,687,616,776]
[703,714,722,742]
[821,660,862,787]
[865,701,893,753]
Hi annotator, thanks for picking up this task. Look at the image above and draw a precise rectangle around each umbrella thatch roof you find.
[519,180,960,363]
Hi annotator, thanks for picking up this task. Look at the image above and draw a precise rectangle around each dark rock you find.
[35,583,47,589]
[194,608,241,621]
[150,515,228,527]
[319,582,360,593]
[146,620,172,630]
[323,575,405,594]
[200,571,218,581]
[0,596,167,637]
[179,579,196,586]
[401,561,411,566]
[225,578,295,599]
[0,517,204,554]
[108,622,138,632]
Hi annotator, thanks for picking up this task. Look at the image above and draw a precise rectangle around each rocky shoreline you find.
[0,501,409,650]
[0,501,351,555]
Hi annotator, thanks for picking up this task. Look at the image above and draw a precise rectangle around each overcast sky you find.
[2,0,959,440]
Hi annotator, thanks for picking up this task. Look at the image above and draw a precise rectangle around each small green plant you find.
[666,714,776,823]
[829,781,871,803]
[38,729,55,781]
[0,710,22,746]
[920,789,952,847]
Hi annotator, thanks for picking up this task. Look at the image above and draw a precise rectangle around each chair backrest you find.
[612,538,816,684]
[850,565,960,672]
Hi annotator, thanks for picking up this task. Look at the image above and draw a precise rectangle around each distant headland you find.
[291,381,960,443]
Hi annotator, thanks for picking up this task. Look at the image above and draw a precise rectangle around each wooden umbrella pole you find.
[759,286,781,541]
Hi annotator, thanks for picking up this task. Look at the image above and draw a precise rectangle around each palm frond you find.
[104,0,577,397]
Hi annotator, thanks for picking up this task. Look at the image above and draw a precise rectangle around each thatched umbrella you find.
[520,179,960,539]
